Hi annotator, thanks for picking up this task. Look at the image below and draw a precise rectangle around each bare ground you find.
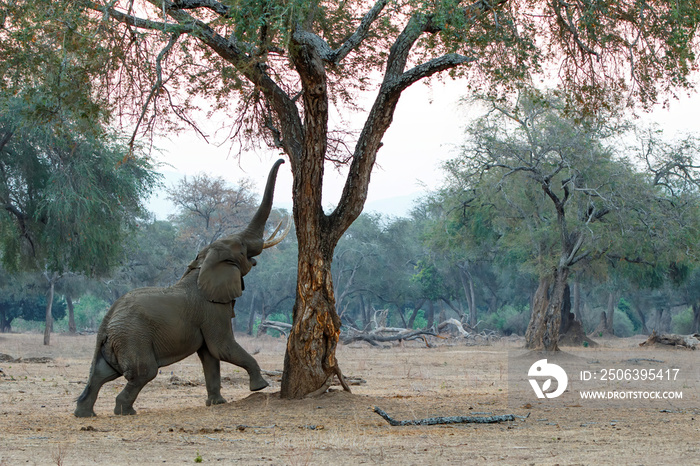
[0,332,698,465]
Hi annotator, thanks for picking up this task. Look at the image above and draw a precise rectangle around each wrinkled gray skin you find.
[74,160,285,417]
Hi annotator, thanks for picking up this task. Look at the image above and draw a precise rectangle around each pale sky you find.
[148,80,700,219]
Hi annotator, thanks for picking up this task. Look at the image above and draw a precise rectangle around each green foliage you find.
[411,309,428,330]
[481,305,529,336]
[612,309,635,338]
[617,298,643,334]
[0,93,160,276]
[411,261,448,302]
[671,307,695,334]
[66,295,109,332]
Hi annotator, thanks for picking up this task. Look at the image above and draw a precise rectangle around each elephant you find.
[74,159,290,417]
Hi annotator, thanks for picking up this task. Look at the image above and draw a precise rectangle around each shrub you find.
[671,307,694,334]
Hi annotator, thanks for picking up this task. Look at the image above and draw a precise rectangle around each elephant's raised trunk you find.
[242,158,285,256]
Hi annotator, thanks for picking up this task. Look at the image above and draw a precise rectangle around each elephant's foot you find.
[74,407,97,418]
[206,395,227,406]
[249,376,269,392]
[114,405,137,416]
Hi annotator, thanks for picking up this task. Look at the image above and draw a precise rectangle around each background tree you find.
[439,90,700,350]
[0,93,158,344]
[13,0,699,393]
[99,219,190,303]
[166,174,258,252]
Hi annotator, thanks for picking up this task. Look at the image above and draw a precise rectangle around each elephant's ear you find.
[197,248,244,303]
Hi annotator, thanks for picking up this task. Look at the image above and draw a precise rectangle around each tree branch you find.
[88,0,304,160]
[128,32,182,151]
[169,0,231,18]
[388,53,476,93]
[373,407,524,426]
[330,0,388,64]
[328,9,481,240]
[86,0,193,34]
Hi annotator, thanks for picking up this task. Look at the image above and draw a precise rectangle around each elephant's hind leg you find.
[197,346,227,406]
[114,358,158,415]
[74,352,120,417]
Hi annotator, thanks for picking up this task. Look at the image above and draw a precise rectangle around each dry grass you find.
[0,332,698,464]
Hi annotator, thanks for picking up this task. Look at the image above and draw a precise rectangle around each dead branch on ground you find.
[341,327,439,347]
[373,407,528,426]
[437,318,499,345]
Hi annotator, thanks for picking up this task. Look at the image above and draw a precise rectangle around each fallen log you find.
[258,320,292,337]
[341,328,439,346]
[639,330,699,350]
[438,318,470,337]
[373,407,528,426]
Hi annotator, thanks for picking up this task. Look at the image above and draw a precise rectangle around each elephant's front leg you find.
[220,338,269,391]
[202,317,269,391]
[197,346,227,406]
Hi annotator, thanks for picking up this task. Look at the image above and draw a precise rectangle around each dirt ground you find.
[0,332,698,465]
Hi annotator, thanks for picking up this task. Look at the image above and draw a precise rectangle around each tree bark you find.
[559,283,573,334]
[281,237,341,399]
[692,302,700,334]
[459,263,478,327]
[525,268,570,351]
[630,294,649,334]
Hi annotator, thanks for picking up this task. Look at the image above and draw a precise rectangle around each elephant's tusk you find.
[263,215,293,249]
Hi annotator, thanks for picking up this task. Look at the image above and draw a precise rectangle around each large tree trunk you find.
[281,234,342,399]
[459,264,478,328]
[525,267,570,351]
[559,284,573,334]
[256,299,268,337]
[426,301,435,330]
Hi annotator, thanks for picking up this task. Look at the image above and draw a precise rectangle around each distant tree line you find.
[4,95,699,340]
